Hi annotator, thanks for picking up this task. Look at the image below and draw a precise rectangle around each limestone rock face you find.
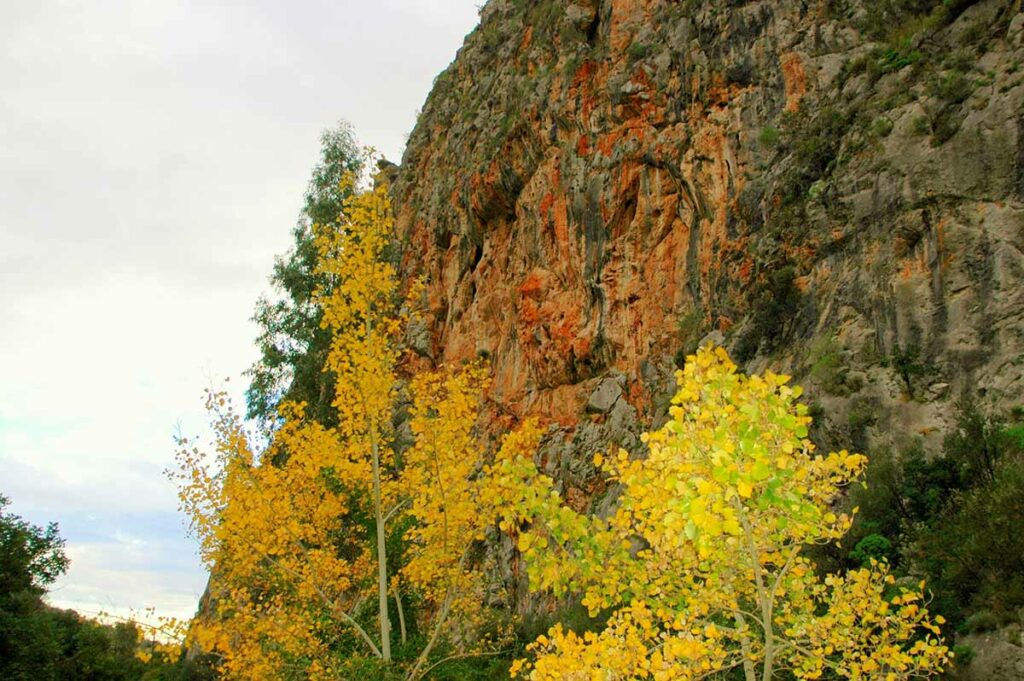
[393,0,1024,475]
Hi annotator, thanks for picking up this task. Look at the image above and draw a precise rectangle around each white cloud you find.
[47,532,205,623]
[1,0,479,619]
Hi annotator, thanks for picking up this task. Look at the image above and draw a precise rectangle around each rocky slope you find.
[391,4,1024,649]
[394,0,1023,478]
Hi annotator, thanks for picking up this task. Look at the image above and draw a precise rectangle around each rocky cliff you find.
[395,0,1023,463]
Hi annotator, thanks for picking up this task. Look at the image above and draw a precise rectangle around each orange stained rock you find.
[527,382,587,428]
[391,2,832,446]
[935,216,953,270]
[573,60,599,122]
[900,258,916,280]
[781,52,808,112]
[626,379,648,413]
[518,269,550,300]
[737,257,754,284]
[596,128,624,157]
[520,25,533,52]
[539,190,555,217]
[609,0,650,54]
[576,134,591,157]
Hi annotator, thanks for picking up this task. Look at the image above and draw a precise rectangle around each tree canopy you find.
[245,121,364,431]
[492,347,950,680]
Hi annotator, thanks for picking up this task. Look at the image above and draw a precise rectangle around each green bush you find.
[830,397,1024,629]
[891,343,930,396]
[910,115,932,136]
[627,42,650,62]
[960,611,1000,635]
[758,126,780,147]
[930,109,963,145]
[858,0,981,41]
[877,42,924,74]
[899,444,961,522]
[734,266,801,362]
[846,397,879,450]
[673,310,705,368]
[850,534,895,566]
[911,456,1024,623]
[871,116,895,137]
[952,643,976,666]
[943,398,1015,485]
[807,335,862,395]
[778,108,852,205]
[930,70,973,104]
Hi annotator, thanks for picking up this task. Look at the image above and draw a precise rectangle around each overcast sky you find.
[0,0,479,622]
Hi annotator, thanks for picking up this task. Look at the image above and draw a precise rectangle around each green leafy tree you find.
[491,348,949,680]
[911,456,1024,624]
[0,493,69,679]
[0,494,210,680]
[0,494,68,597]
[245,120,364,430]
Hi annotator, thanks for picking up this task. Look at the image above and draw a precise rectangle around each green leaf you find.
[752,461,773,481]
[684,520,698,540]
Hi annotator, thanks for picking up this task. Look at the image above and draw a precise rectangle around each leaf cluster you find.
[495,347,949,680]
[245,121,363,431]
[835,398,1024,627]
[0,495,208,680]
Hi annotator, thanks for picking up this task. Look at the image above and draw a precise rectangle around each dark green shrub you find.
[900,444,961,522]
[944,398,1016,485]
[1006,425,1024,450]
[833,399,1024,628]
[807,335,863,395]
[891,344,928,396]
[627,42,650,62]
[960,611,1000,634]
[850,534,895,566]
[952,643,976,666]
[779,108,852,205]
[758,126,780,147]
[734,266,801,362]
[871,117,895,137]
[910,115,931,136]
[846,397,879,450]
[877,42,924,73]
[912,456,1024,624]
[673,310,704,368]
[930,71,973,104]
[930,109,963,145]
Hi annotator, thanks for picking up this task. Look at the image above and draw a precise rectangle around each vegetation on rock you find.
[168,0,1024,676]
[173,172,529,679]
[493,347,950,680]
[829,399,1024,629]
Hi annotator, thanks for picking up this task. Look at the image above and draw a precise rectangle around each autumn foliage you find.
[172,172,520,679]
[494,347,950,680]
[172,168,948,679]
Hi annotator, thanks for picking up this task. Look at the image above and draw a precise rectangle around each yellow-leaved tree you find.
[172,170,532,679]
[491,346,950,680]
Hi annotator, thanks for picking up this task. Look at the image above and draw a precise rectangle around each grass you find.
[759,126,780,147]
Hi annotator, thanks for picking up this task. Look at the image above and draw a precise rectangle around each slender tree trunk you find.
[393,583,407,646]
[733,610,758,681]
[371,425,392,662]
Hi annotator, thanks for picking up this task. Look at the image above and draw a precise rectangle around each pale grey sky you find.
[0,0,480,622]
